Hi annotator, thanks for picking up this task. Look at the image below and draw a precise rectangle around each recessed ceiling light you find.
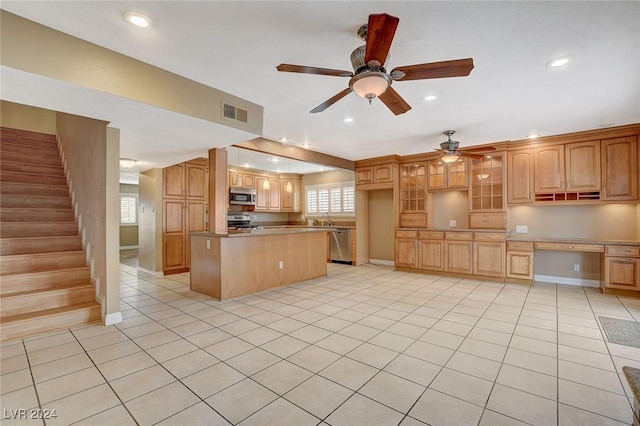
[423,95,437,101]
[301,142,310,149]
[123,11,152,28]
[280,137,287,143]
[269,157,279,162]
[343,117,354,123]
[598,122,615,128]
[547,56,571,68]
[527,133,539,139]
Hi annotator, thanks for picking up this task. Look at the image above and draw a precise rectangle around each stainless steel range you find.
[227,214,252,230]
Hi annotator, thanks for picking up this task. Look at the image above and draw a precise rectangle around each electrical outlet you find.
[515,225,528,234]
[253,215,258,220]
[574,263,581,272]
[449,220,457,227]
[279,261,284,270]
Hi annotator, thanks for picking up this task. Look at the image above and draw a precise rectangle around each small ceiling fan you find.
[436,130,496,162]
[276,13,474,115]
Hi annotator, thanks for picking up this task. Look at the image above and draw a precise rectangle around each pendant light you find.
[285,159,293,192]
[234,147,241,186]
[262,153,270,190]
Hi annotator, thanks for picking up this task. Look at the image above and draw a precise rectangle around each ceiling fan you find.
[436,130,496,162]
[276,13,474,115]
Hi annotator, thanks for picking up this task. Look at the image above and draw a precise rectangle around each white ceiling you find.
[1,1,639,176]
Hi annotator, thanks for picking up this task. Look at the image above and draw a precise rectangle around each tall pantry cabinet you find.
[163,159,209,274]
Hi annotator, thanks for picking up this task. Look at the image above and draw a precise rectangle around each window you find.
[305,181,355,216]
[120,194,138,225]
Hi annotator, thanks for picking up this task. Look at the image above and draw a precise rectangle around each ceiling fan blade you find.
[364,13,399,66]
[461,145,497,153]
[310,88,352,113]
[378,86,411,115]
[391,58,474,81]
[277,64,353,77]
[461,152,485,159]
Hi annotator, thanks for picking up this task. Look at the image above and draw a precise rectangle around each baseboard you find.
[137,267,164,277]
[119,245,139,250]
[104,311,123,326]
[369,259,395,266]
[534,274,601,288]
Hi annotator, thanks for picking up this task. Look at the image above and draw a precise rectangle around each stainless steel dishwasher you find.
[329,228,351,264]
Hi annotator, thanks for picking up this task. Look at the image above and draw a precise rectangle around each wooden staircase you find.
[0,127,101,341]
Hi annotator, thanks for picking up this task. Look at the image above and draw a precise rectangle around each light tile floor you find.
[2,263,640,425]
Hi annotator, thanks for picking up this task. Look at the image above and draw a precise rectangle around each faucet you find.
[322,212,332,226]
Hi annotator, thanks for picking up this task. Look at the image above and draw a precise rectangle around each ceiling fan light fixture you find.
[119,158,137,169]
[441,153,460,163]
[349,72,391,103]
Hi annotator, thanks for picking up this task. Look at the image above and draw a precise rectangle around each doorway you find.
[369,189,394,264]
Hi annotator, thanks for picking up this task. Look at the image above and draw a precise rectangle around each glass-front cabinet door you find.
[400,162,428,227]
[469,153,506,229]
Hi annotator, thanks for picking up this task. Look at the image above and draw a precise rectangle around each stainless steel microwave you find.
[229,187,256,205]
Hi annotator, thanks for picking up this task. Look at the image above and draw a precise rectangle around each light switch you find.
[449,220,457,228]
[206,240,211,250]
[515,225,528,234]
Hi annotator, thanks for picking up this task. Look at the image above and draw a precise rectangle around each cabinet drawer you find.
[396,231,418,239]
[400,213,428,228]
[507,241,534,252]
[469,212,506,229]
[474,232,506,242]
[534,242,604,252]
[445,232,473,241]
[419,231,444,240]
[606,246,640,257]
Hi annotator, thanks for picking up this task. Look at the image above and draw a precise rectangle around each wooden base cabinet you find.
[603,245,640,292]
[418,233,445,271]
[444,232,473,274]
[395,232,419,268]
[472,233,505,277]
[506,241,534,281]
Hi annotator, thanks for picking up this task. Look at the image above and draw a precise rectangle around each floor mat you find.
[599,316,640,348]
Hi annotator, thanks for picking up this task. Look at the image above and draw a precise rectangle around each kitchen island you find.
[190,228,331,299]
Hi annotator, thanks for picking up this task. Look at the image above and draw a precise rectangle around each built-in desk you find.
[507,237,640,294]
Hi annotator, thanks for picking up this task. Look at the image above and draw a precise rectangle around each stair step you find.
[0,222,79,238]
[0,251,86,275]
[0,171,66,186]
[0,267,91,295]
[0,302,101,342]
[0,182,69,197]
[0,208,75,222]
[0,194,72,209]
[0,151,63,167]
[1,283,95,317]
[0,235,83,256]
[0,161,64,177]
[0,141,59,157]
[1,127,57,143]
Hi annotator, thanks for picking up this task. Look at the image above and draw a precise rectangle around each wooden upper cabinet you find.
[427,158,468,190]
[163,164,185,198]
[565,141,600,191]
[355,163,396,187]
[356,167,373,185]
[534,145,565,192]
[601,136,638,201]
[507,149,535,204]
[186,163,208,199]
[280,178,301,212]
[255,177,280,211]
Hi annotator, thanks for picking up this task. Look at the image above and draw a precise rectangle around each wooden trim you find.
[354,155,401,167]
[208,148,228,234]
[234,137,355,170]
[508,123,640,150]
